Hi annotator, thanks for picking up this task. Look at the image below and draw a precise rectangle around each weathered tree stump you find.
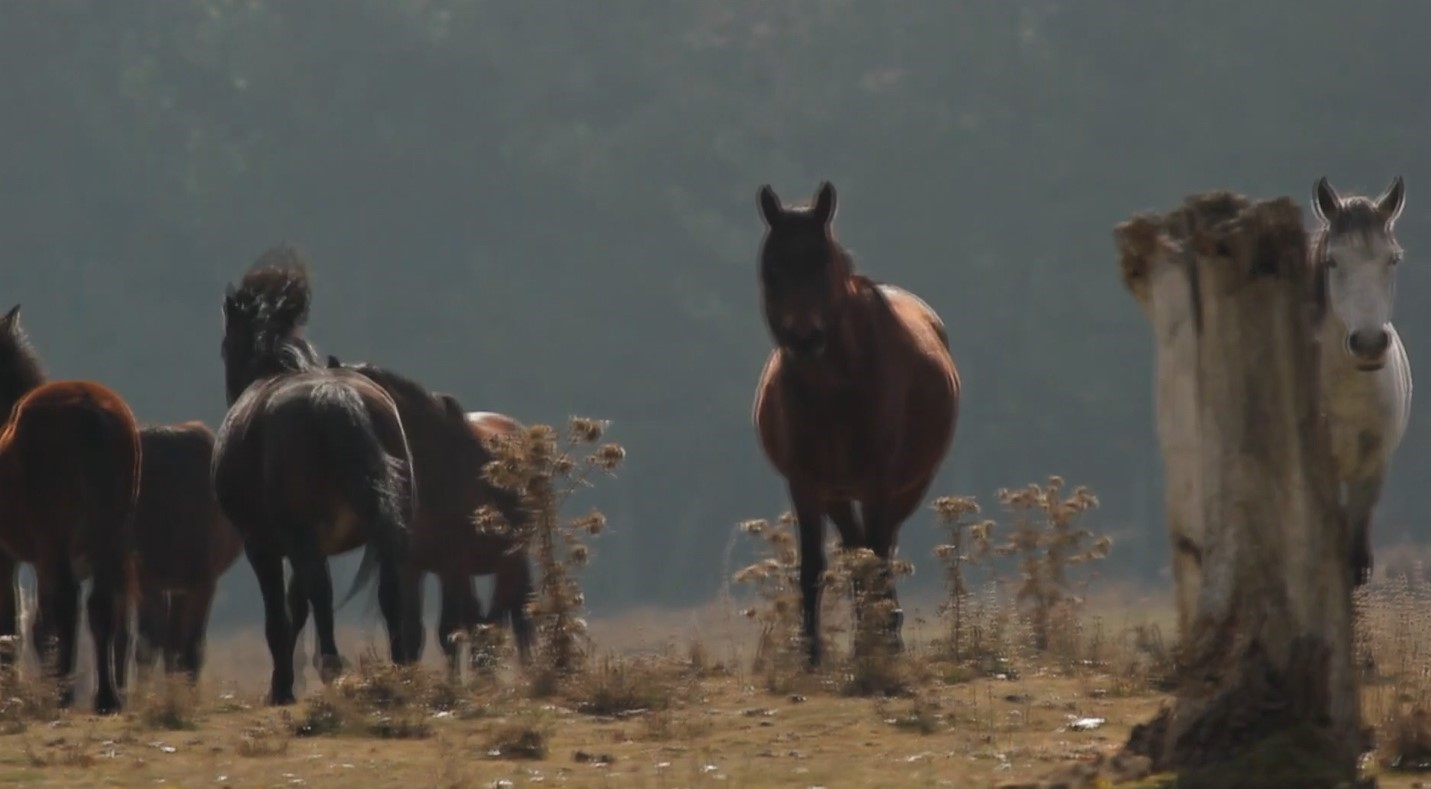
[1114,193,1361,787]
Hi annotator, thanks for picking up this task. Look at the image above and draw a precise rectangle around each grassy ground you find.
[3,578,1430,788]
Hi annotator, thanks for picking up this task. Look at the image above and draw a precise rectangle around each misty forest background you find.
[4,1,1431,633]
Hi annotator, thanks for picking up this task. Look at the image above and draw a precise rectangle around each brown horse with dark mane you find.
[119,421,242,684]
[212,248,418,705]
[325,354,534,672]
[0,305,141,713]
[751,182,961,666]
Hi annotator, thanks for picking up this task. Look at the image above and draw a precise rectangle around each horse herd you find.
[0,177,1413,715]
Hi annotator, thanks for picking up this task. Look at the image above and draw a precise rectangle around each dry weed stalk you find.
[475,416,624,688]
[825,546,915,696]
[992,476,1109,652]
[1360,566,1431,772]
[292,648,461,739]
[931,495,996,663]
[732,513,808,688]
[0,632,63,732]
[732,514,915,695]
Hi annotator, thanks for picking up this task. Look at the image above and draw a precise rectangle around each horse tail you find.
[317,388,412,611]
[76,402,142,608]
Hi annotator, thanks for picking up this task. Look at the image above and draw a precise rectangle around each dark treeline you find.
[2,1,1430,629]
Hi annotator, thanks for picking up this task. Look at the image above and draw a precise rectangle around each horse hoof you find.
[56,687,75,710]
[269,690,297,706]
[93,694,123,716]
[317,656,345,685]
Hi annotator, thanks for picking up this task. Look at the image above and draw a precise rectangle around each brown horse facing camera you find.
[0,305,141,714]
[751,182,961,667]
[325,354,534,674]
[118,421,242,686]
[212,248,418,706]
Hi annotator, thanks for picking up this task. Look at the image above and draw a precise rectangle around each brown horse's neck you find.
[780,275,887,390]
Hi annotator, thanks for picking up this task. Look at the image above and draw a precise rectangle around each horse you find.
[119,421,242,685]
[324,354,534,673]
[1309,176,1414,587]
[211,247,418,705]
[750,182,961,667]
[0,305,141,713]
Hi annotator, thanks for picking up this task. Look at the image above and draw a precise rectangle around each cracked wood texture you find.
[1114,193,1359,786]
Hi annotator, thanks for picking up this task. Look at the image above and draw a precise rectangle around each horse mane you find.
[227,245,319,371]
[0,318,46,409]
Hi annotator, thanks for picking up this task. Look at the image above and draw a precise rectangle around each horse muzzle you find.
[780,328,828,359]
[1346,328,1390,372]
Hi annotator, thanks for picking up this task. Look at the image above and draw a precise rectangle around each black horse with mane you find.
[211,247,418,705]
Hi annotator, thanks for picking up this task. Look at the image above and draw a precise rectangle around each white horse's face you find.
[1314,177,1406,372]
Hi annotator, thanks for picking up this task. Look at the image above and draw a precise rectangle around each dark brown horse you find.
[0,305,141,713]
[119,421,242,684]
[212,248,418,705]
[324,354,534,673]
[751,182,961,666]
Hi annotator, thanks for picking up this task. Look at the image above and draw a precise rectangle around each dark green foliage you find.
[1,1,1427,622]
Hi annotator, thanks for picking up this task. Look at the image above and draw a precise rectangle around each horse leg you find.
[0,552,19,670]
[861,481,932,655]
[33,562,81,709]
[376,552,416,666]
[245,543,296,706]
[436,574,469,677]
[294,550,343,684]
[1346,474,1386,587]
[112,590,132,694]
[286,567,312,689]
[827,500,865,626]
[163,591,187,676]
[33,561,81,710]
[134,585,166,685]
[87,560,127,714]
[789,483,828,668]
[397,563,425,666]
[499,558,536,665]
[175,581,217,683]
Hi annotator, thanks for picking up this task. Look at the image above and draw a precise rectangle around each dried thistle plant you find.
[991,476,1110,653]
[930,495,996,663]
[732,514,807,688]
[825,546,915,696]
[474,416,623,688]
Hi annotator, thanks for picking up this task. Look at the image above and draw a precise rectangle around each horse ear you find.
[757,185,783,227]
[812,181,837,227]
[438,394,465,421]
[1312,177,1341,223]
[222,284,237,320]
[1,304,19,333]
[1377,176,1406,224]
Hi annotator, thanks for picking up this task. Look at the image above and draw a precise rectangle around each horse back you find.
[0,380,141,568]
[214,371,412,556]
[135,421,241,590]
[465,411,524,446]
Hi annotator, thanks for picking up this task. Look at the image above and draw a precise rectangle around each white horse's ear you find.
[1377,176,1406,225]
[1313,177,1341,223]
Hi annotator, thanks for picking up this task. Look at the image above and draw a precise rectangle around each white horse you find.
[1310,176,1414,586]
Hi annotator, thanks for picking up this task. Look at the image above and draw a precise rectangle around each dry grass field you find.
[4,428,1431,788]
[2,574,1431,788]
